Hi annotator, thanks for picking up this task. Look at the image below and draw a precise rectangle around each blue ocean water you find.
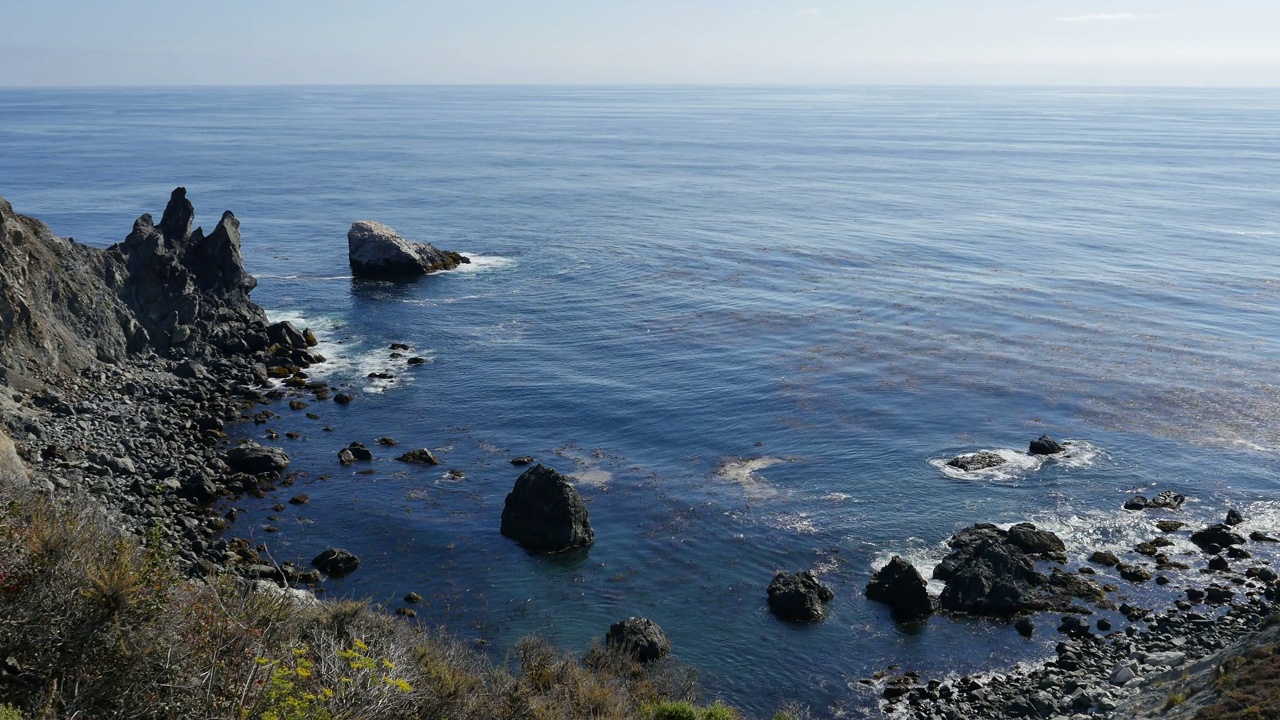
[3,86,1280,716]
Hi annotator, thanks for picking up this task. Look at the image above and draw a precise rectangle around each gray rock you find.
[225,443,290,474]
[1028,434,1064,455]
[500,464,594,553]
[946,451,1006,472]
[347,221,469,277]
[1108,663,1136,686]
[605,617,671,662]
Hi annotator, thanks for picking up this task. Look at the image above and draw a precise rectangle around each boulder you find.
[346,442,373,461]
[347,221,469,277]
[605,617,671,662]
[500,465,594,553]
[1028,434,1064,455]
[396,448,440,465]
[1225,508,1244,526]
[937,537,1045,616]
[1088,550,1121,567]
[1190,524,1246,551]
[311,548,360,577]
[767,570,834,622]
[225,443,290,475]
[267,320,308,349]
[510,456,536,466]
[866,556,934,621]
[1007,523,1067,559]
[1151,491,1186,510]
[946,451,1005,472]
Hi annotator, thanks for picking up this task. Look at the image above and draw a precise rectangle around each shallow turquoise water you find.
[3,86,1280,715]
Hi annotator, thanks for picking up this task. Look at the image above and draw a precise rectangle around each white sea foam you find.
[429,254,516,275]
[264,309,432,393]
[928,440,1102,482]
[714,456,786,500]
[568,468,612,487]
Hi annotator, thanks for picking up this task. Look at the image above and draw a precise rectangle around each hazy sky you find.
[2,1,1278,86]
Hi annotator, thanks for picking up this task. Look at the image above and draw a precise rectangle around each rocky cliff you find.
[0,188,270,388]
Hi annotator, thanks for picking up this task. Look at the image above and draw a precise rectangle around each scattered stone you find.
[1089,550,1121,567]
[334,392,354,405]
[395,608,417,617]
[288,494,309,505]
[407,357,427,366]
[1014,617,1034,638]
[767,570,834,622]
[1225,508,1245,526]
[404,592,422,603]
[376,437,399,446]
[510,455,536,466]
[345,442,373,461]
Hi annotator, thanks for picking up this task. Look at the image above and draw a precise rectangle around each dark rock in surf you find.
[605,617,671,662]
[767,570,834,622]
[1225,508,1245,526]
[1089,550,1121,567]
[510,456,536,466]
[946,451,1006,472]
[500,464,594,553]
[1190,524,1246,551]
[866,556,934,621]
[347,221,469,277]
[311,547,360,577]
[1151,491,1186,510]
[1007,523,1067,560]
[1028,434,1065,456]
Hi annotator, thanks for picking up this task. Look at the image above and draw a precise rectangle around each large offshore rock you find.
[946,451,1006,472]
[767,570,834,622]
[311,548,360,578]
[500,465,594,553]
[347,221,469,277]
[1028,434,1065,455]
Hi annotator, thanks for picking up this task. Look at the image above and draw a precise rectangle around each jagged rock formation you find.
[0,188,270,387]
[866,556,934,622]
[347,220,469,276]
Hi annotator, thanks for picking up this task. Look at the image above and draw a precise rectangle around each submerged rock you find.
[767,570,834,622]
[1028,434,1064,456]
[500,465,594,553]
[347,221,469,276]
[605,617,671,662]
[946,451,1006,472]
[396,448,440,465]
[866,556,934,621]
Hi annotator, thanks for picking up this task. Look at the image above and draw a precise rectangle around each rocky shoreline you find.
[3,189,1279,718]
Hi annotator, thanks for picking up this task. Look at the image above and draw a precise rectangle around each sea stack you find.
[347,220,469,276]
[500,465,594,553]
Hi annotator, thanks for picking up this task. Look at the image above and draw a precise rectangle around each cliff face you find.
[0,188,270,388]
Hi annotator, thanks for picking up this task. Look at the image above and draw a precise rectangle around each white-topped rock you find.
[347,220,469,276]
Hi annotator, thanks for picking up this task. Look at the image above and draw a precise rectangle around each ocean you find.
[2,85,1279,716]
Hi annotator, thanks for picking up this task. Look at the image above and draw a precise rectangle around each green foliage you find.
[0,703,22,720]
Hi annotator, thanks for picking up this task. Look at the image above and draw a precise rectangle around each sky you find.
[2,0,1278,87]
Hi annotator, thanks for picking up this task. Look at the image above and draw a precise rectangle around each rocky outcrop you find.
[1123,490,1186,511]
[0,188,272,386]
[866,556,934,621]
[1028,434,1065,455]
[500,465,594,553]
[396,448,440,465]
[605,617,671,662]
[767,570,834,622]
[933,523,1099,616]
[1190,524,1246,552]
[347,221,469,277]
[946,451,1005,472]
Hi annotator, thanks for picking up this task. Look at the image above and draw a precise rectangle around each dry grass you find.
[0,483,733,719]
[1195,643,1280,719]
